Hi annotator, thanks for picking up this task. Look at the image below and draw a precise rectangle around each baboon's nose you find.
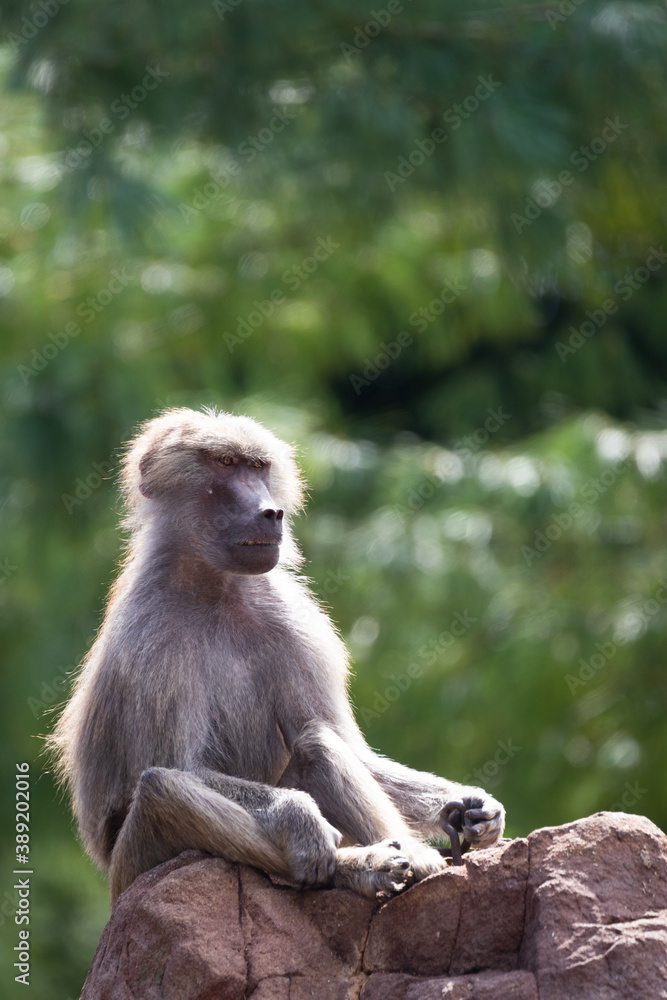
[263,507,284,521]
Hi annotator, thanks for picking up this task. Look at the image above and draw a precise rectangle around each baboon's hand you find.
[440,791,505,849]
[284,812,342,889]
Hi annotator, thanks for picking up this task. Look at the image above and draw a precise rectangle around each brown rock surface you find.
[520,812,667,999]
[81,812,667,1000]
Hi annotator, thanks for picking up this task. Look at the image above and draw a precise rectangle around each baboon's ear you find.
[138,454,155,499]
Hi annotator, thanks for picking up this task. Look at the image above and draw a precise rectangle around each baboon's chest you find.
[202,620,299,784]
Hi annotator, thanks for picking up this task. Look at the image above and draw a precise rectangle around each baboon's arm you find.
[365,754,506,847]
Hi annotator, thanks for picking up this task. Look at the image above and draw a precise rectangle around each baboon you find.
[51,407,505,905]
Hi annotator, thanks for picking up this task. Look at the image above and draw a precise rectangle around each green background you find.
[1,1,667,996]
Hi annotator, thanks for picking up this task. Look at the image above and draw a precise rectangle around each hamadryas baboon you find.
[51,407,505,904]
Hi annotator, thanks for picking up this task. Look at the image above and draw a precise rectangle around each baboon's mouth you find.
[236,540,279,546]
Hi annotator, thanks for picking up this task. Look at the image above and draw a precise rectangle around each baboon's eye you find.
[252,458,265,469]
[219,455,234,466]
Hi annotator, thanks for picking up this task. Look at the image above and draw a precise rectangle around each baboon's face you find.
[198,451,283,575]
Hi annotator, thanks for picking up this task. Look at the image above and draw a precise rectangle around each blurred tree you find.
[1,0,667,434]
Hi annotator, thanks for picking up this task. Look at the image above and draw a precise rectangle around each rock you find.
[520,812,667,999]
[81,812,667,1000]
[360,970,539,999]
[81,852,247,1000]
[363,835,529,977]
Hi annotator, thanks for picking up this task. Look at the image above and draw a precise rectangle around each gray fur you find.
[50,407,505,905]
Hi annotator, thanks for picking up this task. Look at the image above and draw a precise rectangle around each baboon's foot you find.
[333,839,414,899]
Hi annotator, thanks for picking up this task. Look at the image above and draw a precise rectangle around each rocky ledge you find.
[81,812,667,999]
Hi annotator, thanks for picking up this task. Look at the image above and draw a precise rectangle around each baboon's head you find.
[121,408,305,574]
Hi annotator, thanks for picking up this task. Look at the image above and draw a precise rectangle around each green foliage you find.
[1,3,667,996]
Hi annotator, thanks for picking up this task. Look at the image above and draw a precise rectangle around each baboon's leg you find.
[278,721,447,896]
[110,766,347,904]
[194,766,344,889]
[108,767,292,904]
